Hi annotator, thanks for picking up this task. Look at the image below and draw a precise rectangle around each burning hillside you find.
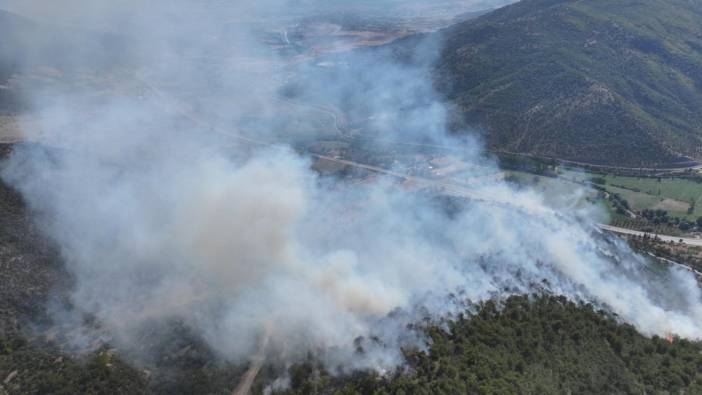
[0,0,701,393]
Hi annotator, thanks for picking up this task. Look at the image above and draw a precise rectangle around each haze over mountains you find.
[0,9,128,119]
[5,0,702,167]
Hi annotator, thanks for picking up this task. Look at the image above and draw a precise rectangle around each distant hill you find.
[0,10,23,78]
[437,0,702,167]
[0,10,35,113]
[0,9,127,114]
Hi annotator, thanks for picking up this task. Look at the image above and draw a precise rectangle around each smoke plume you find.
[1,0,701,371]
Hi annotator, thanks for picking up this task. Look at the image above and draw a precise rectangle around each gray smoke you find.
[2,0,701,372]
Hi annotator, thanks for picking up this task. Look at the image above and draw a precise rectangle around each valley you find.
[2,1,702,394]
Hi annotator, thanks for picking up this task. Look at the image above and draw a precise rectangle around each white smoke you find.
[1,0,701,372]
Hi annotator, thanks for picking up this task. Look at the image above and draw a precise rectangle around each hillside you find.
[437,0,702,167]
[1,162,699,394]
[279,296,702,394]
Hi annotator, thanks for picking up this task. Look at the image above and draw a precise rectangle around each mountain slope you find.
[278,296,702,394]
[437,0,702,166]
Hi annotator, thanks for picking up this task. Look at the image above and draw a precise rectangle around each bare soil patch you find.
[652,198,691,212]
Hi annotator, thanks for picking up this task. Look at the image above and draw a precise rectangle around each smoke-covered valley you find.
[1,0,702,391]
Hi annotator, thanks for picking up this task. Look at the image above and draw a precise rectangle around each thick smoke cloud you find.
[2,0,701,372]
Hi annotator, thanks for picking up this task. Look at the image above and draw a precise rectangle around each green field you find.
[504,170,613,223]
[503,169,702,232]
[562,171,702,219]
[506,171,586,197]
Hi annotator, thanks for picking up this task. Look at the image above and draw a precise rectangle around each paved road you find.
[493,150,702,173]
[367,140,702,173]
[311,154,507,199]
[598,224,702,247]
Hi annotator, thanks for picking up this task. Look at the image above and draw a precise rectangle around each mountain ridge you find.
[437,0,702,166]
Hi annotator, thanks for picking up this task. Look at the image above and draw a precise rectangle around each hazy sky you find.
[0,0,518,29]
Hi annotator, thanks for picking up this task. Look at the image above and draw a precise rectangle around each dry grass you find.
[652,198,691,212]
[0,116,23,143]
[0,115,43,143]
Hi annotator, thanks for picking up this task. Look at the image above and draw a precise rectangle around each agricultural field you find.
[503,170,611,222]
[562,171,702,220]
[505,171,587,198]
[502,167,702,235]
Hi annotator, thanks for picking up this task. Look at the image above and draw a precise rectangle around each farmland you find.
[563,172,702,220]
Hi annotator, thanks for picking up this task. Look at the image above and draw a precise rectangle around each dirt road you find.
[232,336,268,395]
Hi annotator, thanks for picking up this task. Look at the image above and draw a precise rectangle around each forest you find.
[277,295,702,395]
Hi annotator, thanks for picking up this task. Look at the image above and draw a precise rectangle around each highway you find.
[598,224,702,247]
[492,150,702,173]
